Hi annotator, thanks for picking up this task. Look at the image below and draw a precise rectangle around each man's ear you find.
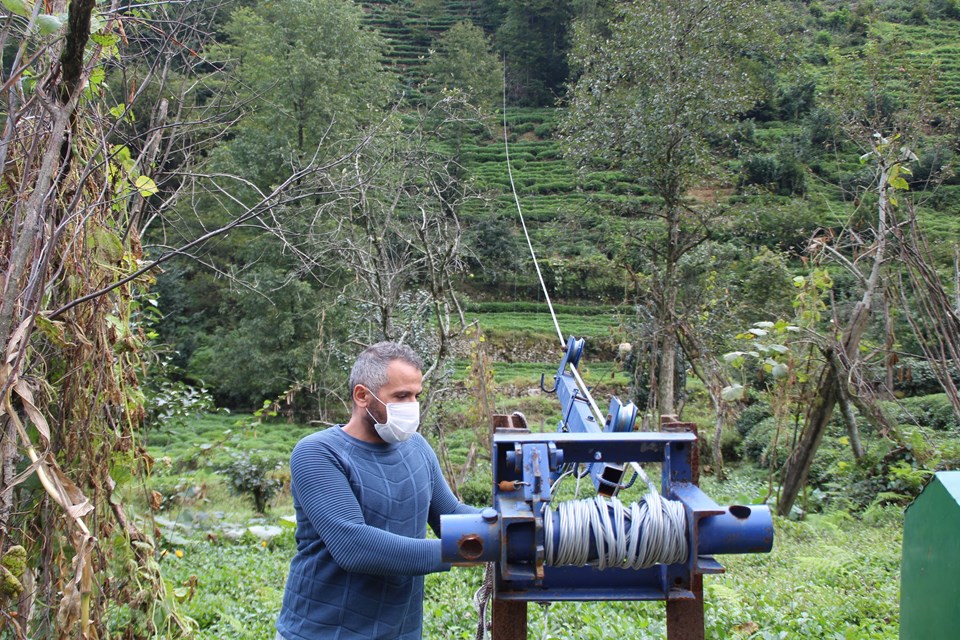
[353,384,371,408]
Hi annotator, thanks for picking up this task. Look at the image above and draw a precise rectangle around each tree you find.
[209,0,391,188]
[777,39,950,515]
[496,0,574,105]
[261,97,487,415]
[562,0,776,415]
[0,1,229,635]
[424,21,503,110]
[151,0,395,414]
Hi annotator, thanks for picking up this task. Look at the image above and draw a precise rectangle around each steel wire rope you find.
[487,68,688,621]
[499,84,662,497]
[543,494,688,569]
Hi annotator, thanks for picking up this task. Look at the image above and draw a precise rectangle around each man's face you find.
[361,359,422,424]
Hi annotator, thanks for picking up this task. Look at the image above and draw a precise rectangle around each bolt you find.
[594,451,602,461]
[481,508,498,523]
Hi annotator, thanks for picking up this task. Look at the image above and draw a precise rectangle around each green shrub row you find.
[464,300,619,315]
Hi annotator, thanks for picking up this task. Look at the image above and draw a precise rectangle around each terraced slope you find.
[877,19,960,106]
[357,2,960,295]
[361,0,482,96]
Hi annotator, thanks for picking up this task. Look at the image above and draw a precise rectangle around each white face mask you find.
[364,388,420,443]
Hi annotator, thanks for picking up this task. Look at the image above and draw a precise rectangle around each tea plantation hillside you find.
[357,0,960,317]
[362,0,483,95]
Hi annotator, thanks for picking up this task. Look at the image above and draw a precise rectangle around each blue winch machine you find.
[441,337,773,640]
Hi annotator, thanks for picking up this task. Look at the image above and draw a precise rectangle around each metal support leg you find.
[666,575,705,640]
[661,415,705,640]
[492,599,527,640]
[491,413,529,639]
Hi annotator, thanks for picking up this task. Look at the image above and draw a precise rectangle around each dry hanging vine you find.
[0,1,193,637]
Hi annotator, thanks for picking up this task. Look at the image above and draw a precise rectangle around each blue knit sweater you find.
[276,426,478,639]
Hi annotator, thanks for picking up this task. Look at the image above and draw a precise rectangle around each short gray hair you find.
[348,342,423,396]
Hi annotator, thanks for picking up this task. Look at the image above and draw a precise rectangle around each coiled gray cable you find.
[543,493,688,569]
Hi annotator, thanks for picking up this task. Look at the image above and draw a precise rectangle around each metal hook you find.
[539,373,557,394]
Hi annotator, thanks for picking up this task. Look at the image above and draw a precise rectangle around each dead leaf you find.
[0,363,12,405]
[5,317,31,364]
[149,491,163,511]
[13,379,50,443]
[6,457,43,491]
[43,457,95,523]
[55,579,80,639]
[733,621,760,636]
[139,448,154,475]
[65,501,95,520]
[70,534,94,585]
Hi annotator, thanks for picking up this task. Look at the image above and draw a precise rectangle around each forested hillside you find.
[150,0,960,426]
[1,0,959,637]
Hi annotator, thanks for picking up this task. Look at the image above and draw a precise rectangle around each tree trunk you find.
[676,322,730,479]
[0,417,14,534]
[832,355,865,459]
[658,204,681,417]
[778,152,892,516]
[711,388,726,480]
[659,327,677,416]
[779,359,839,515]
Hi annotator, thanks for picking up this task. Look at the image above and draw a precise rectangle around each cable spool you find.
[542,494,688,570]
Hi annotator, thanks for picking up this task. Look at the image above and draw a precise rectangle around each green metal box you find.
[900,471,960,639]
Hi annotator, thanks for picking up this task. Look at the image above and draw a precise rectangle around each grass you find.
[146,412,316,470]
[469,310,624,343]
[158,535,292,638]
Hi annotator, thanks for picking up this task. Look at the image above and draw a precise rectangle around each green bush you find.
[778,158,806,195]
[931,0,960,18]
[741,154,780,187]
[144,357,218,431]
[909,144,956,187]
[733,118,756,145]
[822,6,850,31]
[533,122,554,137]
[806,107,839,149]
[738,416,783,466]
[892,357,960,396]
[740,151,806,196]
[777,79,816,121]
[699,423,744,465]
[719,424,743,463]
[892,393,960,431]
[458,468,493,507]
[219,451,284,514]
[735,402,772,437]
[907,4,928,25]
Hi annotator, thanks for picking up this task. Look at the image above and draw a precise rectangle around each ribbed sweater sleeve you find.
[291,432,447,576]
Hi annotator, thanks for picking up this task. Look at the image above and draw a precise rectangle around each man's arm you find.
[291,438,449,576]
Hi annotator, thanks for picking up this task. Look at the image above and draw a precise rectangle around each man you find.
[276,342,480,640]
